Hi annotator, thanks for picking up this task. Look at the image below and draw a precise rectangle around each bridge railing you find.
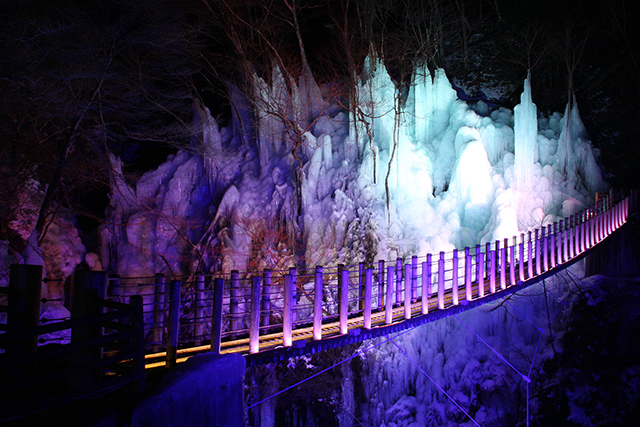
[110,191,634,366]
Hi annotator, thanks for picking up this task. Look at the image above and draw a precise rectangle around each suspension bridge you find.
[111,190,634,369]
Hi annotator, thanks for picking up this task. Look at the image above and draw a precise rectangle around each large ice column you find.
[514,72,538,191]
[557,96,605,194]
[253,64,288,175]
[407,66,457,145]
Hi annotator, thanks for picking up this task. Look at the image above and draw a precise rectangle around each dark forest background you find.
[1,0,638,253]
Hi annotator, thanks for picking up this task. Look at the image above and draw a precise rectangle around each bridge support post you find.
[438,252,445,309]
[364,268,373,329]
[313,266,323,340]
[404,264,411,319]
[385,266,394,324]
[421,255,431,314]
[210,278,223,354]
[452,249,459,305]
[339,266,349,335]
[166,280,181,369]
[283,274,293,347]
[249,276,261,354]
[261,270,271,330]
[465,248,472,301]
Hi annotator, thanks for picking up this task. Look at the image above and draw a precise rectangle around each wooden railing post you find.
[452,249,459,305]
[283,274,293,347]
[477,250,485,298]
[364,268,373,328]
[7,264,43,356]
[548,222,558,268]
[527,231,534,278]
[377,260,385,308]
[568,215,575,259]
[385,265,394,324]
[465,247,472,301]
[411,256,418,300]
[560,219,567,262]
[130,295,146,392]
[153,274,166,352]
[194,274,205,344]
[542,226,548,272]
[404,264,411,319]
[339,266,349,334]
[261,269,271,329]
[313,266,323,340]
[358,262,365,311]
[485,242,491,275]
[489,246,496,293]
[249,276,261,354]
[534,229,541,275]
[421,255,431,315]
[210,278,224,354]
[166,280,181,369]
[559,220,565,263]
[500,239,507,290]
[510,237,516,285]
[579,214,586,253]
[289,267,298,323]
[395,258,402,304]
[475,245,481,282]
[518,234,525,282]
[108,274,120,302]
[229,271,239,334]
[438,252,445,309]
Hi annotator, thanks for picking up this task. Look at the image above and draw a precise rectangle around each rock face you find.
[131,353,246,427]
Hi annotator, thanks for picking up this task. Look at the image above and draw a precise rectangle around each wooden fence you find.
[0,267,145,422]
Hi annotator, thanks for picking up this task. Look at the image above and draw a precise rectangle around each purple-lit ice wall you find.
[102,58,605,277]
